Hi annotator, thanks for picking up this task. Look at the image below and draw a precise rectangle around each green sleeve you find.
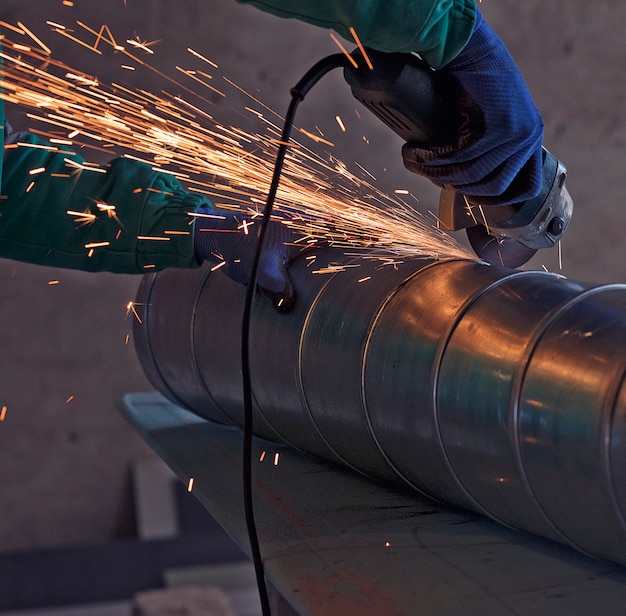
[0,133,206,274]
[237,0,476,68]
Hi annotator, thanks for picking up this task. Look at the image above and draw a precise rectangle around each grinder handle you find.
[344,48,461,145]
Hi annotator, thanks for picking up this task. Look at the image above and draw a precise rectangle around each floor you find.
[0,0,624,605]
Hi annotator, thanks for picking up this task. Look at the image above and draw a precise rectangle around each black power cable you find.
[240,53,351,615]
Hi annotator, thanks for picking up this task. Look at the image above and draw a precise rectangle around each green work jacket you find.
[237,0,476,69]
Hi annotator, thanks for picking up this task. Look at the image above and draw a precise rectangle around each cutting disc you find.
[466,224,537,268]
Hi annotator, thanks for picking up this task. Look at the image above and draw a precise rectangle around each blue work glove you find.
[194,208,301,311]
[402,9,544,206]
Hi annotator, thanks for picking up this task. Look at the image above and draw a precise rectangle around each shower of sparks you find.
[126,301,143,323]
[0,21,473,263]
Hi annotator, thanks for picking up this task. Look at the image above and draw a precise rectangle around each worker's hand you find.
[194,208,301,312]
[402,9,544,206]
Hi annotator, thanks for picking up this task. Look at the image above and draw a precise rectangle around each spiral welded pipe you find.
[133,250,626,565]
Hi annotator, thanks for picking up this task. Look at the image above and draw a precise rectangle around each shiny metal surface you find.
[133,251,626,565]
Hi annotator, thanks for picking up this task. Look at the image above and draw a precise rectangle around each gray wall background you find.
[0,0,623,553]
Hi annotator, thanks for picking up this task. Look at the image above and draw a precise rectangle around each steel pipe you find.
[133,250,626,565]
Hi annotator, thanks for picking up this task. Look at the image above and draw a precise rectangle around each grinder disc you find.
[466,224,537,268]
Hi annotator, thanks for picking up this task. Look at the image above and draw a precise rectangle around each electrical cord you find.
[240,52,351,616]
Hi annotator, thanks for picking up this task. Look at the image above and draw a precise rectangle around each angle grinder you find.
[344,49,573,267]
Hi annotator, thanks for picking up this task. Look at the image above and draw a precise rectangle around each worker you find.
[1,1,542,303]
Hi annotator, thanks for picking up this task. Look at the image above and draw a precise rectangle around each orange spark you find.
[0,406,7,421]
[349,27,373,70]
[17,21,52,55]
[329,32,358,69]
[187,47,218,69]
[187,477,194,492]
[126,301,143,324]
[210,261,226,272]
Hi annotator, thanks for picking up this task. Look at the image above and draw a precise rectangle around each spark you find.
[349,27,373,70]
[65,72,98,86]
[259,451,266,462]
[0,406,7,422]
[358,276,371,283]
[85,241,110,249]
[126,36,160,55]
[210,260,226,272]
[274,452,280,466]
[125,334,130,345]
[335,115,346,133]
[0,20,474,265]
[187,47,218,69]
[48,280,60,285]
[354,162,375,181]
[67,209,97,225]
[298,127,334,147]
[29,167,46,175]
[329,32,358,69]
[558,240,563,270]
[64,158,107,173]
[17,21,52,55]
[385,542,391,547]
[394,189,409,195]
[65,395,74,403]
[188,211,226,220]
[238,219,253,235]
[187,477,194,492]
[126,301,143,323]
[0,21,25,35]
[137,235,171,241]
